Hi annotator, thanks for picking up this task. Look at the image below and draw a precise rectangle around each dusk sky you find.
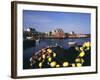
[23,10,91,34]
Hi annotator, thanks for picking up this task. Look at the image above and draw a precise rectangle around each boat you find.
[68,41,77,46]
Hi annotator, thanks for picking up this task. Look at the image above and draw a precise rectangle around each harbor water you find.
[23,38,90,69]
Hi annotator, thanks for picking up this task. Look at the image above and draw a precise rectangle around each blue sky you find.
[23,10,91,34]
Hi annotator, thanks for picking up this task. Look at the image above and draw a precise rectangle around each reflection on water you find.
[23,38,90,69]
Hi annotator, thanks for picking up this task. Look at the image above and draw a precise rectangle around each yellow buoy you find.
[53,52,56,57]
[47,49,52,53]
[50,61,56,67]
[75,47,79,51]
[85,47,90,51]
[39,62,43,68]
[56,64,60,68]
[81,58,84,63]
[48,57,52,62]
[83,42,91,48]
[80,47,83,51]
[83,42,86,48]
[75,58,81,62]
[72,63,75,67]
[63,62,69,67]
[42,54,46,59]
[41,49,46,53]
[38,57,41,61]
[85,42,91,47]
[76,63,82,67]
[79,51,85,57]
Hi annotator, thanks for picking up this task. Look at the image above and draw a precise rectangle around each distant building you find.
[76,34,88,38]
[26,27,36,33]
[23,27,40,40]
[51,28,65,38]
[69,31,75,35]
